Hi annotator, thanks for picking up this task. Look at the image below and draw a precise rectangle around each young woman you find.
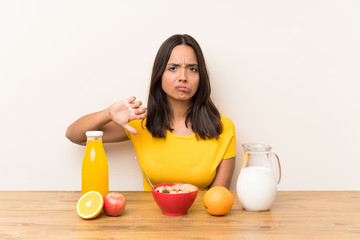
[66,34,236,190]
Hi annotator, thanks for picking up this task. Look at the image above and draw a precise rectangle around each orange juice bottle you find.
[82,131,109,197]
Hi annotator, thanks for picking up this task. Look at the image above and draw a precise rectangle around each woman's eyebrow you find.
[167,63,180,66]
[167,63,198,67]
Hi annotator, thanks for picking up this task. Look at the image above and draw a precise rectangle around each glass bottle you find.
[82,131,109,197]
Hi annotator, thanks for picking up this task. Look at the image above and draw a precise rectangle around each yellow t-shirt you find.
[125,115,236,191]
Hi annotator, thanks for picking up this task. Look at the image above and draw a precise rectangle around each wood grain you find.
[0,191,359,239]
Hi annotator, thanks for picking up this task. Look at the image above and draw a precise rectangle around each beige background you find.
[1,0,359,191]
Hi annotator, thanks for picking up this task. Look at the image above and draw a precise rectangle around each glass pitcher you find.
[236,143,281,211]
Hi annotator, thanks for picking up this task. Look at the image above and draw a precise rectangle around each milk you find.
[236,166,277,211]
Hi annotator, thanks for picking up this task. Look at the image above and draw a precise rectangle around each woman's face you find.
[161,45,200,104]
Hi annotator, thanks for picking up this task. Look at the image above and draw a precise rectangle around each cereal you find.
[155,184,197,194]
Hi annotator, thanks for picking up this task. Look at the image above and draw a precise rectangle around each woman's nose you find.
[178,68,187,82]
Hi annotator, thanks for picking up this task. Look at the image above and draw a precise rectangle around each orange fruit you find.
[76,191,104,219]
[203,186,233,216]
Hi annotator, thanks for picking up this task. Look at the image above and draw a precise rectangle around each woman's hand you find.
[108,96,147,135]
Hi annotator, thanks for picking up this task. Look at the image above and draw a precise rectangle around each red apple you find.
[103,192,126,216]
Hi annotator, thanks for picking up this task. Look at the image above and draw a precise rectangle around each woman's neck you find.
[168,98,194,135]
[168,98,190,118]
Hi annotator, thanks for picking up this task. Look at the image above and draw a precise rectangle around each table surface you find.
[1,191,359,239]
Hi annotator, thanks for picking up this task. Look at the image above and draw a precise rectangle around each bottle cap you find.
[85,131,103,137]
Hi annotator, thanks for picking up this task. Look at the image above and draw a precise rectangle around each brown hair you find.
[145,34,222,139]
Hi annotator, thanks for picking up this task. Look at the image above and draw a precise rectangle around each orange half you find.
[76,191,104,219]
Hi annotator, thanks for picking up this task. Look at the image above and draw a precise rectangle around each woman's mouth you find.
[176,85,190,92]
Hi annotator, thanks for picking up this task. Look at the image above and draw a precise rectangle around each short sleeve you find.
[222,117,236,159]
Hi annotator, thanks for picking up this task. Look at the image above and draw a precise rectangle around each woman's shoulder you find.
[220,115,234,126]
[220,115,235,135]
[129,118,147,126]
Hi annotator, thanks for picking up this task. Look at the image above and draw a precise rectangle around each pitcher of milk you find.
[236,143,281,211]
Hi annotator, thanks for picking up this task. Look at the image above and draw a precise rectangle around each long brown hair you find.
[145,34,222,139]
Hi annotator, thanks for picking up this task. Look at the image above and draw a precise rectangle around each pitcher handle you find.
[271,153,282,184]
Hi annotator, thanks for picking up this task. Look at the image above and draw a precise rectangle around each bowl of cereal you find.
[151,183,198,216]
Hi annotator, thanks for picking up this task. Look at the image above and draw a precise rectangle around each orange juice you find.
[82,131,109,197]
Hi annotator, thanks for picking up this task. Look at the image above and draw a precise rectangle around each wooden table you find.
[0,191,359,239]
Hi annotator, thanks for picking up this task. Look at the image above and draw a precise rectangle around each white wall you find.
[1,0,359,191]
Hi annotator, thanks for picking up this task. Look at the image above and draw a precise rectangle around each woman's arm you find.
[65,96,147,145]
[209,157,236,189]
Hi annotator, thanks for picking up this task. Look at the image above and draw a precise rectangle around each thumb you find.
[123,123,138,135]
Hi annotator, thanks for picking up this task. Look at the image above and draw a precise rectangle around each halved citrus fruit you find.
[76,191,104,219]
[203,186,234,216]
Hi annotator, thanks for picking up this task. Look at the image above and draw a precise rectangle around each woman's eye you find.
[168,67,176,71]
[190,67,198,72]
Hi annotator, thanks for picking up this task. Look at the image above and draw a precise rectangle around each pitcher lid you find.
[242,143,272,152]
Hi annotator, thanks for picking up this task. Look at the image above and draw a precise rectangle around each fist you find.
[108,96,147,134]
